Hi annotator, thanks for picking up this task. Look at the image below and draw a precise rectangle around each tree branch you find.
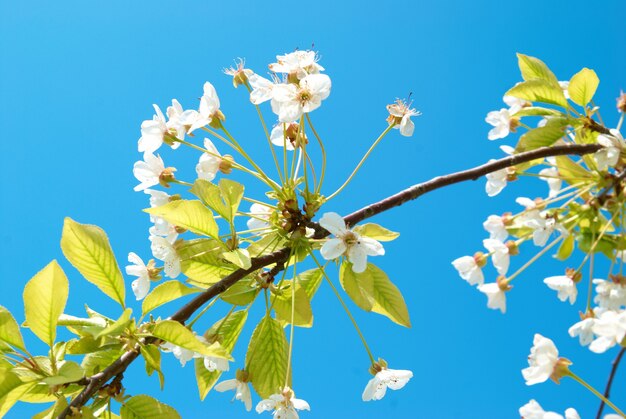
[58,142,602,418]
[596,347,626,419]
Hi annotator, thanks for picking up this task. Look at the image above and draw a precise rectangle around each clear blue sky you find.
[1,1,626,417]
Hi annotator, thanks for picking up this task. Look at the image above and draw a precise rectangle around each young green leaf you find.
[556,234,575,261]
[505,79,568,107]
[195,310,248,400]
[219,279,258,306]
[340,263,411,327]
[0,306,26,352]
[513,107,563,117]
[23,260,69,346]
[246,316,289,398]
[515,118,568,152]
[296,268,323,300]
[353,223,400,242]
[555,156,594,185]
[141,344,165,390]
[121,395,181,419]
[222,248,252,269]
[190,179,245,223]
[0,369,33,417]
[151,320,231,360]
[271,283,313,327]
[142,281,201,316]
[42,361,84,385]
[61,217,126,307]
[81,347,125,376]
[516,53,559,85]
[177,239,235,286]
[568,68,600,107]
[96,308,133,339]
[145,200,219,239]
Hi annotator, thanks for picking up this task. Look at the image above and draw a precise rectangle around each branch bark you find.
[58,142,602,418]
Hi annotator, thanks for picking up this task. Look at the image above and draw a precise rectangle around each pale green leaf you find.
[271,283,313,327]
[515,118,568,152]
[61,218,126,307]
[219,279,258,306]
[296,269,323,300]
[81,347,125,376]
[96,308,133,339]
[23,260,69,346]
[555,156,594,185]
[42,360,84,385]
[121,395,181,419]
[190,179,245,223]
[151,320,231,360]
[140,344,164,390]
[506,79,568,107]
[0,306,25,351]
[556,234,575,261]
[568,67,600,107]
[340,263,411,327]
[246,316,289,398]
[145,200,218,239]
[353,223,399,242]
[195,310,247,400]
[517,53,559,85]
[177,239,235,286]
[222,248,252,269]
[142,281,201,316]
[513,107,563,117]
[0,369,33,417]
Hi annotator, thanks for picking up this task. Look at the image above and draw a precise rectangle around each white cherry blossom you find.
[483,215,508,242]
[203,356,229,372]
[150,234,180,278]
[249,74,276,105]
[521,334,560,385]
[161,341,197,367]
[386,99,421,137]
[483,239,509,275]
[126,252,152,300]
[595,129,624,171]
[594,279,626,310]
[256,387,310,418]
[133,153,169,192]
[270,123,297,150]
[269,50,324,79]
[144,189,177,238]
[525,215,567,247]
[452,255,484,286]
[138,105,170,153]
[590,310,626,353]
[543,275,578,304]
[271,74,331,122]
[568,317,596,346]
[319,212,384,273]
[538,166,562,198]
[362,368,413,401]
[246,203,273,230]
[196,138,223,181]
[519,399,580,419]
[477,282,507,313]
[214,378,252,411]
[485,100,521,140]
[485,163,510,197]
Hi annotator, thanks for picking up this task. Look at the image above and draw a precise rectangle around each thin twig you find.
[58,142,602,418]
[596,347,626,419]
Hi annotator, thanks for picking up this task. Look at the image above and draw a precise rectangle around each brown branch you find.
[596,347,626,419]
[58,142,602,418]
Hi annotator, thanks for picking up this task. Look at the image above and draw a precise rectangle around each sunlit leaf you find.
[246,316,289,398]
[145,200,219,239]
[121,395,180,419]
[142,282,201,316]
[353,223,399,242]
[568,68,599,107]
[0,306,26,352]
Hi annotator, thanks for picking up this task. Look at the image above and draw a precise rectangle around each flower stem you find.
[306,114,326,195]
[309,251,376,365]
[187,297,219,328]
[285,261,297,386]
[568,371,626,417]
[505,235,564,283]
[327,124,395,200]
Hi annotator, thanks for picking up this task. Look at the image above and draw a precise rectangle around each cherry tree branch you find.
[596,347,626,419]
[58,142,601,418]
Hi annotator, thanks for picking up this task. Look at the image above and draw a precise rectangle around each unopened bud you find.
[159,167,177,188]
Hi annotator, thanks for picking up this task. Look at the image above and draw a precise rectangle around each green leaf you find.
[577,232,617,259]
[0,306,25,351]
[556,234,575,261]
[140,344,164,390]
[96,308,133,339]
[142,281,201,316]
[190,179,245,223]
[516,53,559,85]
[42,360,84,385]
[568,68,600,107]
[247,233,287,258]
[18,383,82,403]
[222,248,252,269]
[81,347,124,376]
[515,118,568,152]
[506,79,568,107]
[555,156,594,185]
[195,310,248,400]
[121,395,181,419]
[271,283,313,327]
[23,260,69,346]
[246,316,289,398]
[513,107,563,117]
[61,217,126,307]
[65,336,103,355]
[219,279,258,306]
[339,263,411,327]
[353,223,399,242]
[177,239,235,286]
[0,369,32,417]
[145,200,219,239]
[32,397,69,419]
[151,320,231,360]
[296,269,323,300]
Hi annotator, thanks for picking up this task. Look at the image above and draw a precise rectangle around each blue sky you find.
[2,0,626,417]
